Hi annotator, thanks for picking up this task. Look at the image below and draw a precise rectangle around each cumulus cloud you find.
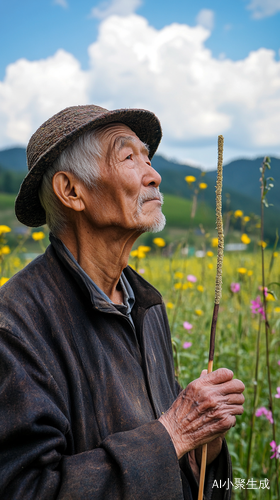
[90,0,141,19]
[196,9,215,31]
[0,50,88,145]
[87,15,280,151]
[53,0,68,8]
[247,0,280,19]
[1,13,280,164]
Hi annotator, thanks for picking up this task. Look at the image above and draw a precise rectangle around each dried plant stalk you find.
[198,135,224,500]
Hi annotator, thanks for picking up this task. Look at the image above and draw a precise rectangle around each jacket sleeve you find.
[0,329,185,500]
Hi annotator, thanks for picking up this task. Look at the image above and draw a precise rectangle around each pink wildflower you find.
[187,275,197,283]
[270,441,280,459]
[183,342,192,349]
[255,406,274,423]
[255,407,267,417]
[230,283,240,293]
[258,286,268,297]
[138,269,145,274]
[275,387,280,399]
[250,296,265,319]
[183,322,193,330]
[278,360,280,366]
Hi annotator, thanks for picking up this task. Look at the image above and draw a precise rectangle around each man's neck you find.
[58,224,141,303]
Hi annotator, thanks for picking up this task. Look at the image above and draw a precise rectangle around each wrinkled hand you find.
[159,368,245,461]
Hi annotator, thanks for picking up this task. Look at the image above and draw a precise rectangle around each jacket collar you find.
[49,234,162,312]
[123,266,163,309]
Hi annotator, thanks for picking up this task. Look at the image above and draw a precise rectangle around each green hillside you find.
[162,194,215,228]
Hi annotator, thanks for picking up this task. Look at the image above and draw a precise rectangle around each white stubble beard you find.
[136,187,166,233]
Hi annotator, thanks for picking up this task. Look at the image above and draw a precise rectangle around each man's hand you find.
[159,368,245,461]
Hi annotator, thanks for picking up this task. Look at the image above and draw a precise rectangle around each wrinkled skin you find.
[159,368,245,463]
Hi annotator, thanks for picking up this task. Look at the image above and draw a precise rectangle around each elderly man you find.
[0,105,244,500]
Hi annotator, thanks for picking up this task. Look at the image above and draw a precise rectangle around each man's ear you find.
[52,171,85,212]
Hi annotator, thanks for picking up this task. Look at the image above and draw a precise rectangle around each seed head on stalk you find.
[198,135,224,500]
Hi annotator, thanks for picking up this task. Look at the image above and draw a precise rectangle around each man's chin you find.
[137,213,166,233]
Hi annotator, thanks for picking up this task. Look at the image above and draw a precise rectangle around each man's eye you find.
[126,154,133,160]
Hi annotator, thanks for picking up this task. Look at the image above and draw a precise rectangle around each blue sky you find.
[1,0,280,168]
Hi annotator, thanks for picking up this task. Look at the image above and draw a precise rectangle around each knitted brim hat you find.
[15,104,162,227]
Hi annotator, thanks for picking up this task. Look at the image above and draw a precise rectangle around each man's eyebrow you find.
[115,136,150,155]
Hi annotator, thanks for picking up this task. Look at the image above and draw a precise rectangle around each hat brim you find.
[15,107,162,227]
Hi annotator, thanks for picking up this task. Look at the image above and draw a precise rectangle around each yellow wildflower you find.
[0,245,11,255]
[247,270,253,276]
[185,175,196,184]
[199,182,207,189]
[0,277,9,286]
[243,216,250,223]
[130,250,139,257]
[175,272,184,279]
[32,231,45,241]
[208,263,214,270]
[273,252,278,257]
[207,251,214,257]
[166,302,174,309]
[130,249,146,258]
[241,234,251,245]
[138,245,151,253]
[197,285,204,292]
[274,307,280,313]
[238,267,247,274]
[174,283,182,290]
[234,210,243,218]
[153,237,166,247]
[0,225,11,234]
[195,309,203,316]
[258,241,267,249]
[137,250,146,259]
[211,238,218,248]
[266,293,275,301]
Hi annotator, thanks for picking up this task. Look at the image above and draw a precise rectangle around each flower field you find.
[130,242,280,498]
[1,225,280,498]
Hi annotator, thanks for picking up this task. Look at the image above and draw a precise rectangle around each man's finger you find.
[201,368,234,385]
[219,379,245,396]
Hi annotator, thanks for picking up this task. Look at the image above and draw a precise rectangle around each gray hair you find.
[39,129,103,236]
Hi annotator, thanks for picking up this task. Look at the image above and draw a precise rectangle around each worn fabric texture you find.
[0,243,232,499]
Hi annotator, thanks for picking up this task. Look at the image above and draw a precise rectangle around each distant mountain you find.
[0,146,279,239]
[152,154,280,240]
[206,157,280,210]
[153,154,279,208]
[0,147,27,172]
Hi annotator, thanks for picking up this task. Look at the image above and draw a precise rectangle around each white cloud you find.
[0,50,88,145]
[247,0,280,19]
[87,15,280,151]
[53,0,68,8]
[90,0,141,19]
[1,13,280,165]
[196,9,214,31]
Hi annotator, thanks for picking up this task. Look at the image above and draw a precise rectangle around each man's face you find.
[83,123,166,234]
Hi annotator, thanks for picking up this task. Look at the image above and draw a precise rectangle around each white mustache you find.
[138,188,164,207]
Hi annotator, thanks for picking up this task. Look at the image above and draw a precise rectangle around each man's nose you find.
[144,162,162,188]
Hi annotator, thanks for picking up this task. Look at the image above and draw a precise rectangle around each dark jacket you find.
[0,243,231,499]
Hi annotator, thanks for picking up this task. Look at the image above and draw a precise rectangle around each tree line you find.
[0,165,24,193]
